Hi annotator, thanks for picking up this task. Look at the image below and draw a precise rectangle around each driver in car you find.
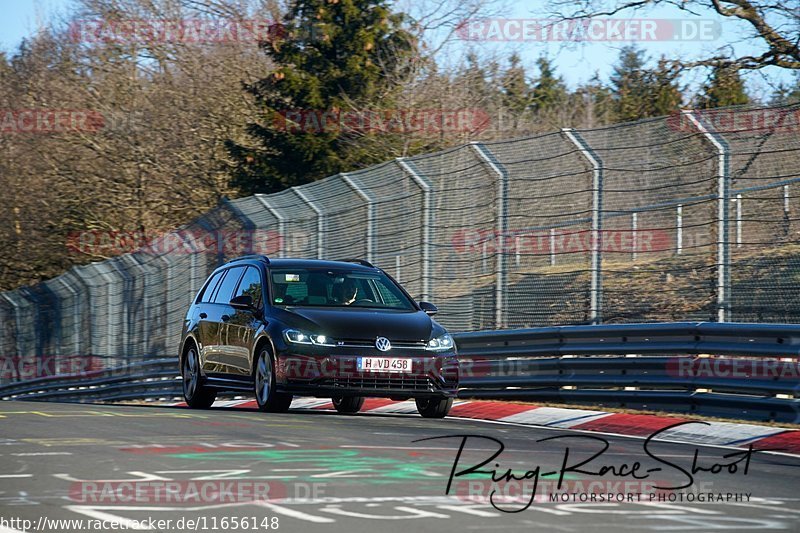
[333,278,359,305]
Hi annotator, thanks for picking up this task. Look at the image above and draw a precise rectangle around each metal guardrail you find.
[0,359,182,402]
[1,322,799,423]
[456,322,800,423]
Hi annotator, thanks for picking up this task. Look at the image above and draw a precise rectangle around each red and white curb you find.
[168,398,800,456]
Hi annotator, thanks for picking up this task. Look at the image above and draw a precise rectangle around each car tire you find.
[332,396,365,414]
[415,397,453,418]
[182,345,216,409]
[254,348,293,413]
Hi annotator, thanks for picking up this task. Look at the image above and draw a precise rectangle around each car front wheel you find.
[182,345,216,409]
[254,348,293,413]
[416,397,452,418]
[332,396,365,414]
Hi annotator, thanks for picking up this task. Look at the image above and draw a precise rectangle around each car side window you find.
[372,279,404,307]
[212,267,245,305]
[234,267,263,306]
[198,271,225,303]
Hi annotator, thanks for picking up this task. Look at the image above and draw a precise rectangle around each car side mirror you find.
[230,294,255,311]
[419,301,438,316]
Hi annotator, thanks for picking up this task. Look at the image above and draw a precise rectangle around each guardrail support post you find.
[256,194,287,258]
[397,158,433,301]
[294,189,325,259]
[471,142,508,330]
[341,173,375,264]
[683,110,731,322]
[563,129,604,325]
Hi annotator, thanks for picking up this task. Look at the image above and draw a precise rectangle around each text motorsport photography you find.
[416,423,764,513]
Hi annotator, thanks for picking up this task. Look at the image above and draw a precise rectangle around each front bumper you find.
[275,349,459,399]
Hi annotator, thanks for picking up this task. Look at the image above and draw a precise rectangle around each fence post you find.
[98,267,116,358]
[784,185,791,237]
[1,294,24,357]
[562,128,604,325]
[255,194,286,258]
[127,256,150,353]
[735,194,742,248]
[341,173,375,264]
[683,110,731,322]
[57,277,81,356]
[396,158,433,301]
[471,142,508,330]
[294,188,325,259]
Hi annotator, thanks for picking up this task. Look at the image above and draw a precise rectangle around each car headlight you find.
[426,333,454,351]
[283,329,336,347]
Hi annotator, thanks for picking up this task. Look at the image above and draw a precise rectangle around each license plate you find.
[357,357,412,373]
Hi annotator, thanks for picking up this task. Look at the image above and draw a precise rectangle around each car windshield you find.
[269,268,416,310]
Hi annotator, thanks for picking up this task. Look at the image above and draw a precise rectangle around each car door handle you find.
[199,313,207,319]
[221,315,230,322]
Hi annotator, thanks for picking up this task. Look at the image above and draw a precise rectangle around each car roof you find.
[224,256,379,272]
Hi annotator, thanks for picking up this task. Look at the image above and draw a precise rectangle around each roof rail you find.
[226,254,271,264]
[339,258,375,268]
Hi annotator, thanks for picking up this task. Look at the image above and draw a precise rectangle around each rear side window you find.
[198,271,225,303]
[212,267,245,304]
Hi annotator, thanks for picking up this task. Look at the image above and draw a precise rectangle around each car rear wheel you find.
[332,396,365,414]
[182,346,216,409]
[416,397,452,418]
[254,348,293,413]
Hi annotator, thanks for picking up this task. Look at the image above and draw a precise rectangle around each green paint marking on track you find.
[169,448,454,484]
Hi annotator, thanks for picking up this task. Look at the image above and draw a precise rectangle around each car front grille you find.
[321,374,439,392]
[335,339,428,350]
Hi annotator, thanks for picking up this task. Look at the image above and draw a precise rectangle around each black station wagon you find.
[179,255,459,417]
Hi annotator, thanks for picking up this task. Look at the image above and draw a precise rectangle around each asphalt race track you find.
[1,400,800,532]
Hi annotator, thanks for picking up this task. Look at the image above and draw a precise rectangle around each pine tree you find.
[530,56,567,112]
[696,66,750,108]
[610,47,681,122]
[226,0,417,194]
[501,53,531,116]
[650,58,683,116]
[771,75,800,104]
[573,73,614,128]
[610,46,649,122]
[461,52,501,106]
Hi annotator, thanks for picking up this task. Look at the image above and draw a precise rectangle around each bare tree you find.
[547,1,799,71]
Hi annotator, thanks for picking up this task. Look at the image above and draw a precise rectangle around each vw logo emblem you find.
[375,337,392,352]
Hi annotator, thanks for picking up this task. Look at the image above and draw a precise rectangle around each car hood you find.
[280,307,436,341]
